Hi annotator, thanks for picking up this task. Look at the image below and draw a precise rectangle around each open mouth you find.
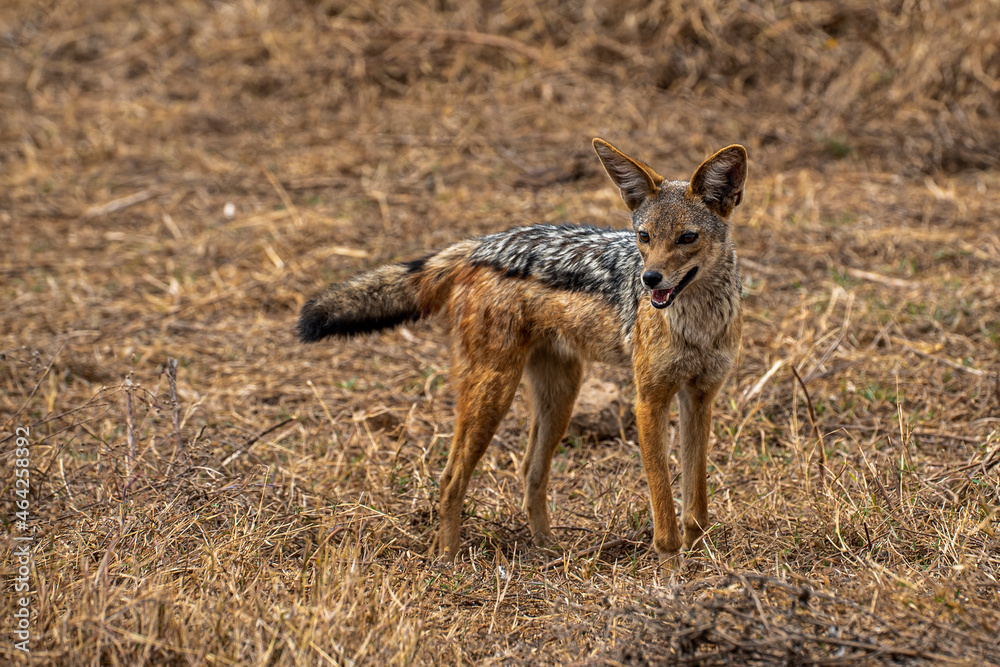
[650,267,699,309]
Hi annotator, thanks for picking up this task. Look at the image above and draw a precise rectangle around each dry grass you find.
[2,0,999,664]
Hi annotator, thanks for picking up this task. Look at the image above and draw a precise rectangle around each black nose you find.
[642,270,662,288]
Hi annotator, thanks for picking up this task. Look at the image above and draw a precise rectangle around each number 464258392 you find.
[14,426,30,522]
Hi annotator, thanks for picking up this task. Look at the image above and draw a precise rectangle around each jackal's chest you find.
[630,298,741,390]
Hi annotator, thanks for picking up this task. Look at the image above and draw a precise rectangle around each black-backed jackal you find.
[298,139,747,563]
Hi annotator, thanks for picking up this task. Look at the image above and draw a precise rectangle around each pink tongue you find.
[652,288,672,302]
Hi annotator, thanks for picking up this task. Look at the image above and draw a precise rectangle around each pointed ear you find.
[689,145,748,217]
[593,138,662,211]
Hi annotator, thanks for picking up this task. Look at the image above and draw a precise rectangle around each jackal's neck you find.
[666,244,741,348]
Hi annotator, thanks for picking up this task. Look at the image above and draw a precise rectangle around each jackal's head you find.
[593,138,747,309]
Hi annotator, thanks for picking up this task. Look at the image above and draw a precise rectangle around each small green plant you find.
[824,135,855,158]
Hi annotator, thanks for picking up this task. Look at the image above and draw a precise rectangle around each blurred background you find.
[4,0,999,232]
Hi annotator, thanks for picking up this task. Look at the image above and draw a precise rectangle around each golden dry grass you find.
[2,0,999,664]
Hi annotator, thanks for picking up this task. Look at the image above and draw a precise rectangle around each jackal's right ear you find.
[690,145,748,218]
[593,138,663,211]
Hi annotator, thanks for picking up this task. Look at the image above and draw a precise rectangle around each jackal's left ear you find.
[593,138,664,211]
[690,145,748,217]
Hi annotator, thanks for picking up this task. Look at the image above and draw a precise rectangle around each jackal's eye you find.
[637,231,650,244]
[677,231,698,245]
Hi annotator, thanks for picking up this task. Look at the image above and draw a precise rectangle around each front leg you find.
[635,388,681,561]
[677,382,721,551]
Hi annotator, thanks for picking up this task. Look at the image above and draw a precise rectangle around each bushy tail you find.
[297,243,471,342]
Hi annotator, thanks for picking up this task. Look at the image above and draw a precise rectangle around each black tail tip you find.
[296,300,329,343]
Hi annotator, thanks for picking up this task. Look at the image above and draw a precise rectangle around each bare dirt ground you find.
[2,1,999,664]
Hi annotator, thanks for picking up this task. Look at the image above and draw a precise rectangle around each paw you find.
[432,554,459,570]
[682,522,707,552]
[436,541,460,564]
[682,535,705,552]
[531,530,560,550]
[657,549,683,572]
[653,532,682,559]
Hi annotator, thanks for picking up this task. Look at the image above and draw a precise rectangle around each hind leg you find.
[520,347,583,546]
[438,354,526,561]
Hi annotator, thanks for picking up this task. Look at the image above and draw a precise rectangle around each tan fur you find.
[301,139,748,564]
[429,141,747,562]
[435,275,630,558]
